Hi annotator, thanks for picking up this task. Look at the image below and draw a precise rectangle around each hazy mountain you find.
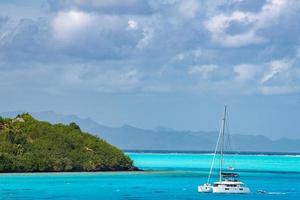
[1,111,299,153]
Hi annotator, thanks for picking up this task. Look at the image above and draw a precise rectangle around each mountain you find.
[0,113,135,172]
[1,111,300,153]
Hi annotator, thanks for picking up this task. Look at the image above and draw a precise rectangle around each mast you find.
[219,105,227,182]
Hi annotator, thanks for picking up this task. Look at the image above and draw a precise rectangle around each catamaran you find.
[198,106,250,194]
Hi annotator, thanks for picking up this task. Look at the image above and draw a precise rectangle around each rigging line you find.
[207,113,223,184]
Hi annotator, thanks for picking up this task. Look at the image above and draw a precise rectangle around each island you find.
[0,113,137,172]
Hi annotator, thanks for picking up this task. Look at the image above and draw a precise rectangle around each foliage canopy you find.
[0,114,135,172]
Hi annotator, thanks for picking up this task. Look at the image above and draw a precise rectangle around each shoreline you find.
[0,168,143,174]
[124,150,300,155]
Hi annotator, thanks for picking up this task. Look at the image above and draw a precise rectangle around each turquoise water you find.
[0,153,299,199]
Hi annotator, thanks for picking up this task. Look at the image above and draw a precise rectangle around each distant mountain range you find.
[1,111,300,153]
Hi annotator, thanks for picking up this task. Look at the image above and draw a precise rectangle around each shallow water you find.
[0,153,299,199]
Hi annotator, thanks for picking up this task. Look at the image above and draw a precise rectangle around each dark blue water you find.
[0,153,299,199]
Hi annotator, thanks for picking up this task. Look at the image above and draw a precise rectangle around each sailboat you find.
[198,106,250,194]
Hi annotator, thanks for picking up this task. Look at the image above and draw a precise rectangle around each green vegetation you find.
[0,114,136,172]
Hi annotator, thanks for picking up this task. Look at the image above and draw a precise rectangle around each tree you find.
[0,114,136,172]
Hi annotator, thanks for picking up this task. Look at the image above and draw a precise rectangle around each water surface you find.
[0,153,299,199]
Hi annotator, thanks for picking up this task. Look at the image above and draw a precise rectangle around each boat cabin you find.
[221,172,240,181]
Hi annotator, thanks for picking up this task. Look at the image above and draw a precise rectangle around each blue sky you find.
[0,0,300,139]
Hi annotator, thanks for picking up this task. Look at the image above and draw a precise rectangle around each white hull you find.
[213,186,250,194]
[198,185,213,193]
[198,180,250,194]
[198,185,250,194]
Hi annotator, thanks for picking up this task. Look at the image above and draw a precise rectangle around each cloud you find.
[93,69,141,92]
[0,9,143,63]
[204,0,289,47]
[188,65,218,79]
[64,66,144,93]
[0,0,300,97]
[47,0,152,15]
[136,27,154,49]
[0,62,143,94]
[127,20,138,30]
[177,0,200,19]
[205,11,255,34]
[186,52,300,95]
[52,10,94,41]
[232,56,300,95]
[0,18,50,62]
[234,64,260,82]
[49,11,144,60]
[260,59,291,84]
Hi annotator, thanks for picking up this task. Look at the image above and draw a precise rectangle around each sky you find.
[0,0,300,139]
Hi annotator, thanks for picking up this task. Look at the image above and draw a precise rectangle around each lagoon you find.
[0,153,299,199]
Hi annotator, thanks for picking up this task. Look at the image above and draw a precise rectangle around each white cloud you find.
[75,0,135,8]
[257,0,286,27]
[205,11,256,34]
[127,20,138,30]
[1,0,300,98]
[178,0,200,19]
[219,31,265,47]
[62,65,143,93]
[52,10,94,41]
[93,69,142,92]
[204,0,288,47]
[260,59,291,84]
[232,57,299,95]
[137,27,154,49]
[204,11,261,47]
[188,65,218,79]
[169,48,215,64]
[234,64,260,82]
[187,54,300,95]
[48,0,151,14]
